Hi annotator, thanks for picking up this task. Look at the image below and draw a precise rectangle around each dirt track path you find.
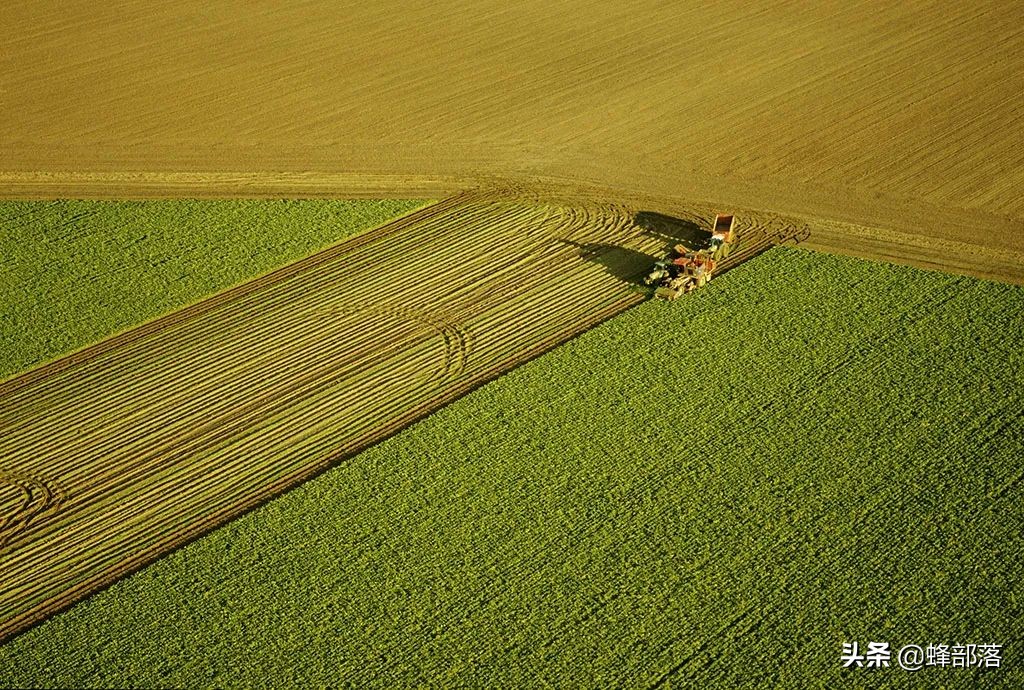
[0,191,778,641]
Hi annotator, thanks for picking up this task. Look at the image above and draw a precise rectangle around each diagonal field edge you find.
[0,193,470,396]
[0,192,774,643]
[0,291,643,643]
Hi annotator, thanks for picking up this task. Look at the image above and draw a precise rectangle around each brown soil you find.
[2,1,1022,282]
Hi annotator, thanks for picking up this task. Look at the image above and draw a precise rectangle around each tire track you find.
[317,304,474,384]
[0,471,64,548]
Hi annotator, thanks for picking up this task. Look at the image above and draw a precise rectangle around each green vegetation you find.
[1,247,1021,688]
[0,199,426,379]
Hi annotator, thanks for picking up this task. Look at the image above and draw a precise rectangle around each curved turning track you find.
[0,191,771,640]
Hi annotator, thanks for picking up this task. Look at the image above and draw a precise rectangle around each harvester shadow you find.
[559,239,653,285]
[634,211,710,251]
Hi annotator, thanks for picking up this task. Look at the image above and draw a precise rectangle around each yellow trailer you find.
[710,214,736,260]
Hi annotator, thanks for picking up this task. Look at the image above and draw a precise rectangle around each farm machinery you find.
[645,214,736,300]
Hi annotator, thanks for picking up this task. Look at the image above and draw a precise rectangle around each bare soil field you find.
[2,1,1022,282]
[0,191,776,641]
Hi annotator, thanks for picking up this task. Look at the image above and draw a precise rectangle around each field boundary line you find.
[0,289,643,643]
[0,195,478,395]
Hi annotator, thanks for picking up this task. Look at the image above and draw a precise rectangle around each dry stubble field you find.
[2,1,1023,282]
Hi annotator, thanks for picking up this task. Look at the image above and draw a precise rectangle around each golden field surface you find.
[2,1,1022,282]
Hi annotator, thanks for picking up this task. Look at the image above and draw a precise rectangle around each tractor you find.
[645,245,716,300]
[645,213,736,300]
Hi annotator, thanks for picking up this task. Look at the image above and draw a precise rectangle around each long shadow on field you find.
[560,239,653,285]
[635,211,710,251]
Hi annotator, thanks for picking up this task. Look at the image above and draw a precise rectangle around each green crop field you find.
[0,199,426,380]
[1,246,1020,688]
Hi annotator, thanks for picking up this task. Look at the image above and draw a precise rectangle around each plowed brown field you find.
[0,191,781,641]
[2,1,1023,282]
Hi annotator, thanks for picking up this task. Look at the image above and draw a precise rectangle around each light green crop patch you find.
[0,199,427,380]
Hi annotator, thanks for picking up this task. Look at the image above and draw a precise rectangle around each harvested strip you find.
[0,193,769,640]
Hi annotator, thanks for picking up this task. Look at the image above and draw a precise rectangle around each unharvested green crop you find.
[0,199,426,380]
[1,247,1021,688]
